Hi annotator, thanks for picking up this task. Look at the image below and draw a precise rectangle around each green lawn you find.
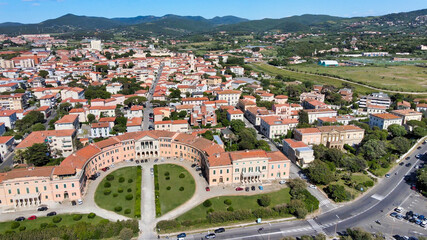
[95,166,141,218]
[250,63,374,94]
[0,213,105,234]
[177,188,292,222]
[155,164,196,216]
[290,63,427,92]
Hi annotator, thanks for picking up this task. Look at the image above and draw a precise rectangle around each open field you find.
[250,63,374,94]
[176,188,292,221]
[155,164,196,216]
[290,64,427,92]
[95,166,141,218]
[0,213,105,234]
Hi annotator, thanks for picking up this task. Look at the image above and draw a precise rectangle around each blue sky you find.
[0,0,426,23]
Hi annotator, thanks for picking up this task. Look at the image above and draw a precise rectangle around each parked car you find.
[47,212,57,217]
[195,167,202,171]
[309,185,317,189]
[205,187,210,192]
[77,199,83,205]
[417,146,422,149]
[245,187,250,192]
[395,207,403,213]
[406,156,411,160]
[385,174,390,178]
[235,187,244,191]
[258,186,264,190]
[214,228,225,233]
[399,162,404,166]
[28,215,37,220]
[279,180,286,185]
[135,160,140,164]
[191,164,197,168]
[15,217,25,221]
[251,186,256,191]
[406,163,412,167]
[177,233,187,238]
[390,212,398,217]
[205,233,216,239]
[37,206,48,211]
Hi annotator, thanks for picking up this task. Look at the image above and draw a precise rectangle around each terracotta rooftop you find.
[371,113,401,120]
[16,129,76,149]
[55,114,78,124]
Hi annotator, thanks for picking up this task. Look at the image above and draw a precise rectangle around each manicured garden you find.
[95,166,142,218]
[156,179,319,233]
[154,164,196,216]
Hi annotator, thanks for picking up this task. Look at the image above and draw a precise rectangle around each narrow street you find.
[142,64,163,131]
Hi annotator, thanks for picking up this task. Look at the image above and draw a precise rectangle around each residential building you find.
[369,113,402,130]
[154,120,189,132]
[294,125,364,149]
[16,130,76,157]
[304,108,338,124]
[300,91,325,103]
[0,93,27,110]
[226,109,244,122]
[0,136,14,159]
[260,116,298,139]
[54,115,79,130]
[216,90,241,106]
[127,105,144,118]
[126,117,143,133]
[91,122,111,138]
[0,110,17,129]
[391,109,422,125]
[359,92,391,108]
[89,106,116,119]
[106,83,123,95]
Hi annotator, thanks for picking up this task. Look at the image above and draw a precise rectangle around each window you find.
[45,196,48,199]
[72,183,75,187]
[55,185,58,189]
[36,187,39,193]
[26,188,29,194]
[8,189,11,194]
[17,189,20,194]
[226,169,229,173]
[262,166,266,170]
[220,170,222,174]
[213,179,217,182]
[64,184,67,188]
[213,170,216,175]
[235,168,239,172]
[44,186,47,191]
[271,165,274,169]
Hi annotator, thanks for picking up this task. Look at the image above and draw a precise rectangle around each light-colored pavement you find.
[139,164,156,239]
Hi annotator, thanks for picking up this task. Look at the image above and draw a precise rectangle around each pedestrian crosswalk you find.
[307,219,326,234]
[319,199,331,206]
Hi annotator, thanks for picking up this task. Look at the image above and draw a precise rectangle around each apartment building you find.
[0,136,14,159]
[54,115,79,131]
[88,106,116,119]
[0,110,17,129]
[182,97,209,106]
[369,113,402,130]
[294,125,364,149]
[359,92,391,108]
[126,105,144,118]
[282,139,314,167]
[16,129,76,157]
[245,107,274,126]
[154,120,189,132]
[260,116,298,139]
[0,93,27,110]
[216,90,241,106]
[91,122,111,138]
[126,117,143,132]
[226,109,244,122]
[391,109,422,125]
[300,91,325,103]
[60,87,85,100]
[304,108,338,124]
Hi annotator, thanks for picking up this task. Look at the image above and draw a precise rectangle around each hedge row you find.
[153,165,161,217]
[1,219,139,240]
[134,166,142,218]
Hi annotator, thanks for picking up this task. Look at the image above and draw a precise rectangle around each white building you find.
[154,120,189,133]
[91,122,110,138]
[282,139,314,167]
[226,109,244,122]
[90,40,102,51]
[216,90,241,106]
[260,116,299,139]
[369,113,402,130]
[126,117,143,133]
[106,83,123,95]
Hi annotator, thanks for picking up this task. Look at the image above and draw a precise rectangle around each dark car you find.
[406,163,412,167]
[251,186,256,191]
[205,233,216,239]
[177,233,187,238]
[235,187,244,191]
[245,187,250,192]
[191,164,197,168]
[135,160,140,164]
[37,206,48,211]
[15,217,25,221]
[406,211,413,217]
[417,146,422,149]
[214,228,225,233]
[47,212,57,217]
[399,162,404,166]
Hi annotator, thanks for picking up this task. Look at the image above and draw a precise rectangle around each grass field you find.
[176,188,292,222]
[155,164,196,216]
[0,213,105,234]
[290,64,427,92]
[250,63,374,94]
[94,166,141,218]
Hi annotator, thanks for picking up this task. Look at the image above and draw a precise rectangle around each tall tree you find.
[24,143,50,166]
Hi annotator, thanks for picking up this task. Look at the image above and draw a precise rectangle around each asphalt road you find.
[142,64,163,131]
[185,142,427,240]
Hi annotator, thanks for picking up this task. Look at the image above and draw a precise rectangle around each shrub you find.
[127,188,132,193]
[125,194,134,200]
[104,182,111,188]
[258,195,271,207]
[104,189,111,195]
[52,216,62,223]
[166,186,171,190]
[119,177,125,183]
[164,172,170,176]
[227,206,234,212]
[179,187,184,191]
[128,179,133,183]
[119,227,133,240]
[47,223,57,228]
[124,209,131,214]
[179,173,185,178]
[88,213,96,219]
[165,176,170,180]
[224,199,232,205]
[118,188,124,193]
[19,226,26,231]
[156,220,180,230]
[113,193,119,197]
[106,175,114,181]
[363,180,374,187]
[203,200,212,207]
[10,222,20,229]
[40,223,48,229]
[207,208,215,214]
[253,208,278,218]
[72,214,83,221]
[115,206,123,212]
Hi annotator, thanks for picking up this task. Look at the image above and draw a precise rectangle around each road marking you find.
[371,194,385,201]
[319,199,331,206]
[307,219,325,234]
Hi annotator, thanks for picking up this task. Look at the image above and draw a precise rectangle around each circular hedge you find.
[224,199,232,205]
[114,206,122,212]
[88,213,96,219]
[118,188,124,193]
[179,187,184,191]
[125,194,133,200]
[179,173,185,178]
[104,189,111,195]
[166,186,171,190]
[10,222,20,229]
[124,209,131,214]
[52,216,62,223]
[164,172,170,176]
[113,193,118,197]
[127,188,132,193]
[207,208,214,214]
[128,179,133,183]
[19,226,26,231]
[73,214,83,221]
[104,182,111,188]
[165,177,170,180]
[227,206,234,212]
[106,175,114,181]
[203,200,212,207]
[119,177,125,183]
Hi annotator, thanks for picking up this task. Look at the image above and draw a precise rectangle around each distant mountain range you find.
[0,9,425,36]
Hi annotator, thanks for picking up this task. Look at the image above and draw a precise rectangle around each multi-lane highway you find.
[185,140,427,239]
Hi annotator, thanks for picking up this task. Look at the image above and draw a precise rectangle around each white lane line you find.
[371,194,385,201]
